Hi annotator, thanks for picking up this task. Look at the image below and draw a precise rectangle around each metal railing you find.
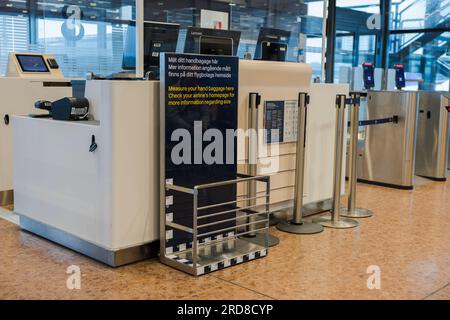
[161,173,271,276]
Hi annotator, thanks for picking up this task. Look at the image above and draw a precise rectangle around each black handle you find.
[3,114,9,125]
[89,135,98,152]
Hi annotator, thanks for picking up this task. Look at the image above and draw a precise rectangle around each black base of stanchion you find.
[243,232,279,247]
[340,207,373,218]
[276,220,324,234]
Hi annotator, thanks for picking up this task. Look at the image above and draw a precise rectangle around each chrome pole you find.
[192,188,198,273]
[341,92,373,218]
[314,95,359,229]
[243,93,279,247]
[135,0,144,78]
[277,93,323,234]
[247,93,259,237]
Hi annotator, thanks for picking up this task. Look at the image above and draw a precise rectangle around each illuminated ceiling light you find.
[6,3,13,7]
[90,15,96,19]
[90,2,97,6]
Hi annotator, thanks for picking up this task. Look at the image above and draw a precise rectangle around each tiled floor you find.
[1,176,450,300]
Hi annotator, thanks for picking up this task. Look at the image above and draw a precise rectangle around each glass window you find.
[390,0,449,30]
[388,31,449,90]
[333,0,381,82]
[148,0,326,79]
[0,0,326,78]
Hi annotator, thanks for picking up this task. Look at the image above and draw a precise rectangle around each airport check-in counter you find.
[12,60,348,267]
[415,92,450,181]
[356,91,419,189]
[12,80,160,267]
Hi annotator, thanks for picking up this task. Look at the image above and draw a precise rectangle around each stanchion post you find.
[246,92,259,237]
[313,94,359,229]
[341,92,373,218]
[243,92,279,247]
[277,93,324,234]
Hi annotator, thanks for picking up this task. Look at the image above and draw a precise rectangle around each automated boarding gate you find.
[356,91,418,189]
[415,92,450,181]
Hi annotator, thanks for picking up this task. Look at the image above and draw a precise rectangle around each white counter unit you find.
[13,80,160,266]
[0,78,72,204]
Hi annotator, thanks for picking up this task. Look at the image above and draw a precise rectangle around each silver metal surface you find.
[357,91,418,188]
[340,208,373,219]
[332,95,346,223]
[247,92,259,236]
[20,215,158,267]
[0,190,13,206]
[198,200,268,220]
[415,92,449,180]
[161,174,271,275]
[313,214,359,229]
[192,188,198,269]
[292,93,308,224]
[161,238,266,276]
[341,93,373,219]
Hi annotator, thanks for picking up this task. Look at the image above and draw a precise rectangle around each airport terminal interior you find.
[0,0,449,300]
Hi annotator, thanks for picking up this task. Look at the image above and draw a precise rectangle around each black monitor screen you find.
[261,42,287,62]
[184,27,241,56]
[122,21,180,72]
[200,35,233,56]
[255,28,291,61]
[16,54,49,73]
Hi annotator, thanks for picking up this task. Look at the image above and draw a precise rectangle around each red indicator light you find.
[446,107,450,113]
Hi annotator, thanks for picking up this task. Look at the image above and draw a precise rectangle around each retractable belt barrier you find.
[346,97,399,127]
[341,92,374,219]
[355,116,399,127]
[244,92,279,247]
[313,94,359,229]
[276,93,324,235]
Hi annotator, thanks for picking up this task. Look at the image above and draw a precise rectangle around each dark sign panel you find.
[161,53,239,252]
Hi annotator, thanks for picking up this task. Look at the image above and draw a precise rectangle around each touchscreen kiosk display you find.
[362,62,375,90]
[16,54,49,73]
[394,64,406,89]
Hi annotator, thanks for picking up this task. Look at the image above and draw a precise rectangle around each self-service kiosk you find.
[0,52,72,206]
[355,62,418,189]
